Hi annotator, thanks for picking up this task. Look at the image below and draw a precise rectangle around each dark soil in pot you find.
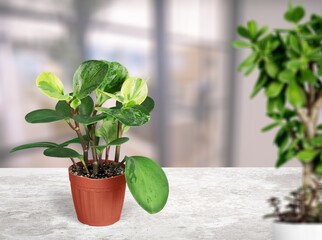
[70,161,124,179]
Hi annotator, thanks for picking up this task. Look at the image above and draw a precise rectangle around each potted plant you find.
[233,3,322,240]
[11,60,169,226]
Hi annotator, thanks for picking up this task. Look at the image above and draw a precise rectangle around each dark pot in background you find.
[68,162,126,226]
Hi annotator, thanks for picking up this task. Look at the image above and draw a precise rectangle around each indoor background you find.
[0,0,320,167]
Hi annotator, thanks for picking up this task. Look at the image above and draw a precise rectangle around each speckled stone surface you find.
[0,168,301,240]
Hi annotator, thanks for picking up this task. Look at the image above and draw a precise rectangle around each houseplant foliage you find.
[233,3,322,222]
[11,60,169,215]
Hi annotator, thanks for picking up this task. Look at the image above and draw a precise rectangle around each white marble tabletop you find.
[0,168,301,240]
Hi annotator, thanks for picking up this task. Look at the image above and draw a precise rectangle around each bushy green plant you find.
[233,3,322,222]
[11,60,169,214]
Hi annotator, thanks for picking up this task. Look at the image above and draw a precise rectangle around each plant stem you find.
[114,121,123,163]
[297,63,321,214]
[70,158,77,170]
[105,146,110,164]
[75,121,89,165]
[67,120,88,165]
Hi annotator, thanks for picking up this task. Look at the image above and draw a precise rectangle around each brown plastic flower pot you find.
[68,162,126,226]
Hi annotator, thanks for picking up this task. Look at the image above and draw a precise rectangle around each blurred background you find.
[0,0,321,167]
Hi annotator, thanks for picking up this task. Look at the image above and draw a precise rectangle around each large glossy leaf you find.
[25,109,65,123]
[121,77,148,105]
[43,147,80,158]
[286,79,306,108]
[100,61,128,94]
[73,114,107,125]
[55,101,73,118]
[125,156,169,214]
[78,96,94,116]
[73,60,109,99]
[95,119,117,143]
[96,105,150,126]
[36,72,69,100]
[10,142,59,152]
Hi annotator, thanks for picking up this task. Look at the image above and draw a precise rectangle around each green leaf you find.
[265,82,284,99]
[10,142,59,153]
[108,137,129,146]
[96,89,124,103]
[70,98,81,110]
[315,160,322,174]
[25,109,65,123]
[250,74,268,98]
[97,105,150,126]
[265,81,284,98]
[311,136,322,146]
[296,149,319,163]
[238,52,258,72]
[247,20,258,39]
[284,5,305,23]
[121,77,148,105]
[274,127,289,150]
[237,26,249,39]
[36,72,69,100]
[286,59,304,71]
[55,101,73,118]
[289,34,300,53]
[95,119,117,144]
[278,69,295,83]
[59,135,88,147]
[275,149,296,168]
[286,79,306,108]
[261,122,280,132]
[99,61,128,94]
[291,6,305,23]
[73,114,107,125]
[125,156,169,214]
[232,41,252,48]
[256,26,268,38]
[141,96,155,113]
[265,61,279,78]
[300,69,316,84]
[78,96,94,116]
[73,60,109,99]
[43,147,80,158]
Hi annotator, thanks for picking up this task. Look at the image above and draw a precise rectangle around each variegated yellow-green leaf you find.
[36,72,69,100]
[73,60,109,99]
[121,77,148,105]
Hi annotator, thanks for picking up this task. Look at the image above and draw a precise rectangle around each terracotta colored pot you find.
[68,161,126,226]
